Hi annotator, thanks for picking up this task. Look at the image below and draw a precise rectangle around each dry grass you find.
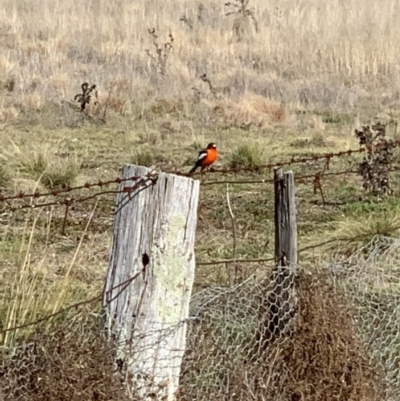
[205,93,286,128]
[1,0,400,398]
[1,0,400,119]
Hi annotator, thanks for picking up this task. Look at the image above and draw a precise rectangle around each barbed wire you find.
[3,165,400,214]
[0,146,370,203]
[0,173,158,210]
[0,173,158,235]
[173,138,400,177]
[0,233,370,337]
[200,168,357,186]
[0,172,157,202]
[173,148,365,176]
[2,135,400,206]
[2,140,400,205]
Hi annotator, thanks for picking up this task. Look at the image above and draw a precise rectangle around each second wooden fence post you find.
[102,164,200,401]
[268,167,298,342]
[274,167,298,266]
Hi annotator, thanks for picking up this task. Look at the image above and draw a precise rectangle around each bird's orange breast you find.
[202,148,218,166]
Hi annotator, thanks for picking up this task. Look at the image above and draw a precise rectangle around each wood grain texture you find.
[102,165,200,401]
[274,167,298,266]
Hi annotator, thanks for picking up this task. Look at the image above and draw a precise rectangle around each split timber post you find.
[274,167,297,267]
[102,164,200,401]
[269,167,298,341]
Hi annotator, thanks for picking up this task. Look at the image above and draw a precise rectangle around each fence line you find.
[0,173,155,202]
[0,144,377,203]
[2,165,400,214]
[172,137,400,176]
[0,233,365,338]
[0,268,148,336]
[0,168,371,209]
[173,148,365,176]
[1,139,399,207]
[2,124,400,400]
[196,236,359,266]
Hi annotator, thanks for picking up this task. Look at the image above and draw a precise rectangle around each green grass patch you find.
[131,148,154,167]
[227,144,264,170]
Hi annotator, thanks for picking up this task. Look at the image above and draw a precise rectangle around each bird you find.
[189,143,218,174]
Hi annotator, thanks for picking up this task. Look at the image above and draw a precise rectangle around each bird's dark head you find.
[206,143,217,149]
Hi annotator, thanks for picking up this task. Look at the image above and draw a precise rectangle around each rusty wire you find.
[171,148,366,177]
[0,233,368,337]
[0,172,158,211]
[0,146,371,203]
[2,140,400,205]
[2,166,400,213]
[0,173,153,202]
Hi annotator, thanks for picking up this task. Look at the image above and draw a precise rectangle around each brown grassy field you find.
[2,0,400,346]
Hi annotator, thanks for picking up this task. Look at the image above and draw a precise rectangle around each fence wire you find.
[0,305,131,401]
[1,251,398,400]
[179,264,298,401]
[328,235,400,401]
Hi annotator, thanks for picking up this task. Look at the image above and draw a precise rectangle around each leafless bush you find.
[178,267,380,401]
[65,82,113,125]
[355,122,393,195]
[225,0,258,42]
[145,28,174,76]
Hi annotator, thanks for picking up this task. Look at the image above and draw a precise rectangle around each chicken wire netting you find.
[328,235,400,401]
[178,265,298,400]
[178,262,380,401]
[0,306,133,401]
[3,241,400,400]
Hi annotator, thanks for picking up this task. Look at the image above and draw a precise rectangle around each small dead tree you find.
[225,0,258,42]
[355,122,393,195]
[145,28,174,76]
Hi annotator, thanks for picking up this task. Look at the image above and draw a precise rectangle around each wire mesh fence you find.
[0,305,130,401]
[2,139,400,399]
[328,235,400,401]
[178,264,298,400]
[3,251,399,400]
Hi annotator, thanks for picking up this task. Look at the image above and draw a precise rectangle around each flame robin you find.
[189,143,218,174]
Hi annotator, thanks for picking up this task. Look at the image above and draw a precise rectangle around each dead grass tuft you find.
[0,162,10,189]
[179,268,382,401]
[321,212,400,256]
[40,160,80,189]
[207,93,285,128]
[0,309,131,401]
[3,142,81,190]
[131,148,155,167]
[267,268,382,401]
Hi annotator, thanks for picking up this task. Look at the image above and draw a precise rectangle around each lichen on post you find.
[102,164,200,401]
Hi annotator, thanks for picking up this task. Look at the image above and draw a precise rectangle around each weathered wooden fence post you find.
[274,167,297,266]
[267,167,298,342]
[102,165,200,401]
[250,167,299,354]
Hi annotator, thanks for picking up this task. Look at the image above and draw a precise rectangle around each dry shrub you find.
[0,310,131,401]
[179,268,382,401]
[266,269,382,401]
[207,93,285,127]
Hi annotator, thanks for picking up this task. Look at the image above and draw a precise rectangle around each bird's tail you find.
[189,165,198,174]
